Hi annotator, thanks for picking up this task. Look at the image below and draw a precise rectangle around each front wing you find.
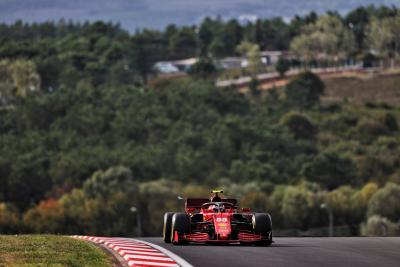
[173,231,270,244]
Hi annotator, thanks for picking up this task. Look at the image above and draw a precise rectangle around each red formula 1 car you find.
[163,190,273,246]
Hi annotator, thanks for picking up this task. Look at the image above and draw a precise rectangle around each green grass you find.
[0,235,112,267]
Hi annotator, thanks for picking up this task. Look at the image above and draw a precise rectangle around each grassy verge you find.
[0,235,113,267]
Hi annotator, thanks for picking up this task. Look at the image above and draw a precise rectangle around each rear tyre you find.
[163,212,174,243]
[171,213,191,245]
[252,213,273,246]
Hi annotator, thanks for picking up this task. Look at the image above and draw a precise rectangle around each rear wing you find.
[185,198,238,210]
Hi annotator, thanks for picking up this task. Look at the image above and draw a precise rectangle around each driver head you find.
[211,196,222,202]
[210,189,223,202]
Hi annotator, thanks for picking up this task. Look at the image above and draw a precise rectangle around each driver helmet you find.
[211,195,222,202]
[210,189,223,202]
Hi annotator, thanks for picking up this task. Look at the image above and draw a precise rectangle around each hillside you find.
[1,14,400,237]
[0,0,399,30]
[256,70,400,107]
[323,72,400,106]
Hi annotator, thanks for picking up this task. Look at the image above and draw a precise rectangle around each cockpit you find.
[201,202,235,213]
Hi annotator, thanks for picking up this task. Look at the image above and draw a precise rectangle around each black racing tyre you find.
[252,213,273,246]
[163,212,174,243]
[171,212,191,245]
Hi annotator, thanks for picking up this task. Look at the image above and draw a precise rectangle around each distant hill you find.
[0,0,399,31]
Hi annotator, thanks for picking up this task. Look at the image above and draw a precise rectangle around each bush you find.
[0,203,20,233]
[23,199,65,233]
[240,191,269,212]
[355,119,390,143]
[285,72,325,109]
[361,215,399,236]
[281,112,317,139]
[382,113,398,132]
[367,183,400,222]
[188,58,217,79]
[248,77,260,96]
[281,186,313,229]
[276,57,290,77]
[302,151,357,190]
[83,166,138,199]
[362,53,378,68]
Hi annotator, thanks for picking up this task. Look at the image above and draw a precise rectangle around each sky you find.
[0,0,399,31]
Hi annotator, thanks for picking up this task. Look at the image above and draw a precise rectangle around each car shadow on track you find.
[181,242,304,248]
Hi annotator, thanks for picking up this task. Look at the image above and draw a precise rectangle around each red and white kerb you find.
[73,236,183,267]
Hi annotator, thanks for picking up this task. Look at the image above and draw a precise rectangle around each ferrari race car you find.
[163,190,273,245]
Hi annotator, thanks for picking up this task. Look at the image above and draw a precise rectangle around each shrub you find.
[281,112,317,139]
[240,191,269,212]
[188,58,217,79]
[0,203,20,233]
[285,72,325,109]
[23,199,65,233]
[355,119,389,143]
[361,215,399,236]
[302,151,357,190]
[382,113,398,132]
[275,57,290,77]
[367,183,400,221]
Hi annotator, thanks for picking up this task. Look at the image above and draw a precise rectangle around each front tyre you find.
[171,213,190,245]
[253,213,273,246]
[163,212,174,243]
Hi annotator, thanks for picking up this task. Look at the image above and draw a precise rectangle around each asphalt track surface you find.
[139,237,400,267]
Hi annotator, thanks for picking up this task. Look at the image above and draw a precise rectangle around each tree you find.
[281,185,314,229]
[170,27,198,59]
[389,15,400,62]
[248,77,260,97]
[290,35,316,64]
[290,15,355,64]
[281,112,317,139]
[23,199,65,233]
[241,191,269,212]
[361,215,399,236]
[276,57,290,77]
[188,58,217,79]
[302,151,357,190]
[327,186,357,226]
[366,17,393,64]
[222,19,243,55]
[209,37,226,58]
[345,7,371,51]
[0,203,20,233]
[198,18,215,56]
[236,42,264,75]
[285,71,325,109]
[130,30,163,84]
[83,166,138,200]
[0,59,41,104]
[367,183,400,222]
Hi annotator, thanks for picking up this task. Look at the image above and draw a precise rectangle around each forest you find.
[0,5,400,236]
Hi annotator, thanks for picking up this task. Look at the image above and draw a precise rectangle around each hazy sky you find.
[0,0,399,30]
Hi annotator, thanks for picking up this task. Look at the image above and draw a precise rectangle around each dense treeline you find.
[0,5,399,89]
[1,6,400,236]
[1,73,400,235]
